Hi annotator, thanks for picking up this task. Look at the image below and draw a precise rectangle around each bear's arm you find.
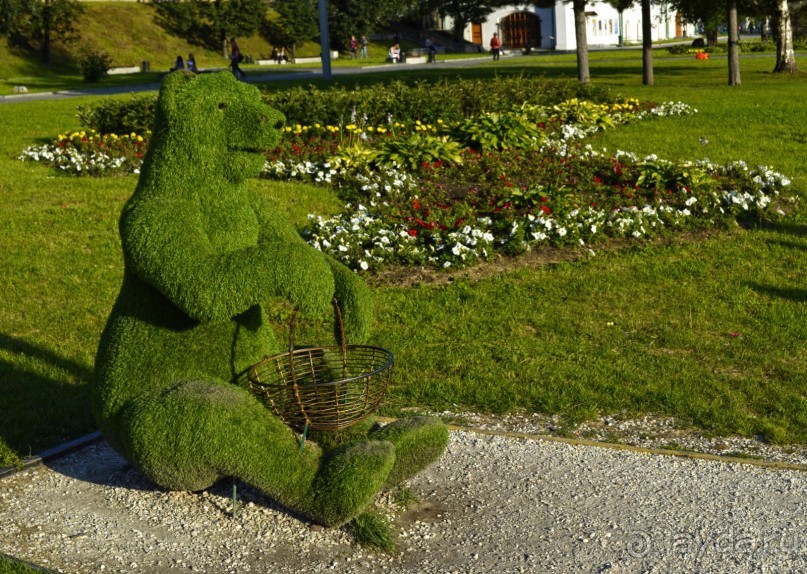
[249,195,374,344]
[121,197,334,323]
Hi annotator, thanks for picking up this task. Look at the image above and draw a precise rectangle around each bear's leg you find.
[370,416,449,486]
[309,416,449,488]
[118,381,394,526]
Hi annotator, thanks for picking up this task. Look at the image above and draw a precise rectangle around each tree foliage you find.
[152,0,269,56]
[326,0,406,47]
[267,0,319,59]
[0,0,83,64]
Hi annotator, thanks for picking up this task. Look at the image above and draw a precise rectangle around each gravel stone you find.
[1,429,805,573]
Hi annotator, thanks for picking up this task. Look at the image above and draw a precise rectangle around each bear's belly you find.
[94,279,280,422]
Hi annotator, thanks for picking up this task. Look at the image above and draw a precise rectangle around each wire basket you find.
[247,301,393,432]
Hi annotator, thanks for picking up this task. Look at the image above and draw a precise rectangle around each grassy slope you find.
[0,2,408,95]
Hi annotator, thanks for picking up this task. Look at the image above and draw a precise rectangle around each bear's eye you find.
[218,103,227,110]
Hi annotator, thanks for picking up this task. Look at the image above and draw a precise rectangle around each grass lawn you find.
[1,50,805,468]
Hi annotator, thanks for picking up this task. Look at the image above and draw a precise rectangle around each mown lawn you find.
[0,51,805,473]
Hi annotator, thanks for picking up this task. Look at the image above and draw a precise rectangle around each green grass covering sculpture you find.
[92,71,448,527]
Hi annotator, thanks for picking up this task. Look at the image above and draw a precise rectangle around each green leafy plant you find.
[372,133,463,170]
[450,111,545,151]
[552,98,615,131]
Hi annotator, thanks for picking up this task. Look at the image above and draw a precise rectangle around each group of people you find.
[349,35,369,59]
[387,37,438,64]
[271,46,289,64]
[171,53,198,73]
[171,39,244,79]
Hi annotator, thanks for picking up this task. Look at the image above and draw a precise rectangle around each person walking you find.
[490,32,501,61]
[229,37,244,79]
[426,37,437,63]
[360,35,368,59]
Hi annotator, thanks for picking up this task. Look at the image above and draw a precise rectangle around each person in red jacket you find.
[491,32,501,61]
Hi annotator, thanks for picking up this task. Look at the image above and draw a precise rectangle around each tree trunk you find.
[773,0,797,72]
[641,0,653,86]
[727,0,741,86]
[573,0,589,83]
[41,0,52,65]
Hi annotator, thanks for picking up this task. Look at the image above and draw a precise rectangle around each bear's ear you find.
[158,70,197,117]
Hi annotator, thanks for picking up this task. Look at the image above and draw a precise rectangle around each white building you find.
[462,2,696,51]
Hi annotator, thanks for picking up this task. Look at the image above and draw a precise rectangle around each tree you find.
[153,0,269,56]
[772,0,797,72]
[431,0,511,42]
[570,0,590,82]
[268,0,318,62]
[727,0,742,84]
[668,0,722,45]
[641,0,653,85]
[327,0,407,47]
[607,0,634,47]
[1,0,83,64]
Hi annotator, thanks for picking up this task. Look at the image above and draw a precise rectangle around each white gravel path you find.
[1,431,805,574]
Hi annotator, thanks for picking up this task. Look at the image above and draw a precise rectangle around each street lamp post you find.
[318,0,332,81]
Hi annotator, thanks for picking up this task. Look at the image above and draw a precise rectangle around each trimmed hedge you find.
[78,76,612,134]
[261,76,613,127]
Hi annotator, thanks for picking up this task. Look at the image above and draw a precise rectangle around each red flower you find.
[540,205,551,215]
[407,229,418,237]
[413,199,421,210]
[594,176,602,184]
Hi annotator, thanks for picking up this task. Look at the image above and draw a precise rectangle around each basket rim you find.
[247,344,394,388]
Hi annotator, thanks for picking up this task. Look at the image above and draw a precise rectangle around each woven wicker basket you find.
[247,301,392,432]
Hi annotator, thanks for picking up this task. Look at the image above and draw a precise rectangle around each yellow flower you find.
[346,124,357,130]
[314,123,321,129]
[136,136,144,142]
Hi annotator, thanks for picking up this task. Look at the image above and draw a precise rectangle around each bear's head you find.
[145,71,285,183]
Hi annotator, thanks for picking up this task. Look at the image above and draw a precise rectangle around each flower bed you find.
[19,96,795,272]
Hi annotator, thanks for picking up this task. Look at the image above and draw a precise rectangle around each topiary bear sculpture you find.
[92,71,448,527]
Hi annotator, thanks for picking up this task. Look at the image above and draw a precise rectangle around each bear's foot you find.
[370,416,449,487]
[308,440,395,527]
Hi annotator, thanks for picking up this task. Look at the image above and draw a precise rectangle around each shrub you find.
[667,44,690,55]
[261,77,612,127]
[76,76,612,136]
[79,49,112,82]
[77,95,157,135]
